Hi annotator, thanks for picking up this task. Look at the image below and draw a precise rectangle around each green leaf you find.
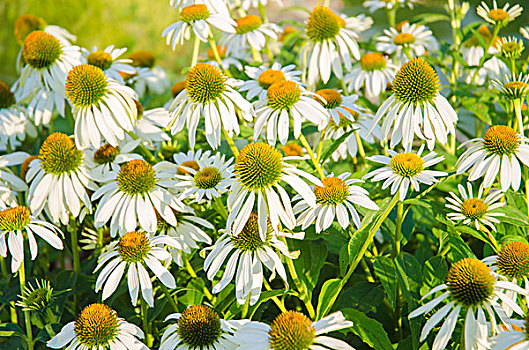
[422,256,448,295]
[412,13,450,24]
[335,282,385,313]
[292,239,328,297]
[316,278,341,320]
[438,216,476,261]
[341,308,393,350]
[321,129,355,164]
[373,257,397,308]
[496,205,529,226]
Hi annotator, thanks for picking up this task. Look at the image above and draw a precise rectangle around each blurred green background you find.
[1,0,526,86]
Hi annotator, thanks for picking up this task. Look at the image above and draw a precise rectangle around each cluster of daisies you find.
[2,0,529,349]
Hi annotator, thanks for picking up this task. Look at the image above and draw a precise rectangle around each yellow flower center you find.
[0,81,16,109]
[0,206,31,232]
[171,80,187,97]
[393,33,415,45]
[39,132,83,175]
[392,58,440,105]
[235,143,283,191]
[281,144,304,157]
[74,304,119,347]
[500,39,524,58]
[497,241,529,281]
[235,15,263,34]
[177,160,200,175]
[315,89,342,109]
[395,20,409,32]
[446,258,495,306]
[180,4,210,23]
[20,155,39,182]
[502,81,529,99]
[360,52,388,72]
[482,125,519,156]
[267,81,301,110]
[118,231,151,263]
[463,25,493,48]
[231,212,271,251]
[129,50,155,68]
[22,31,62,69]
[390,153,424,178]
[186,63,226,104]
[155,208,182,232]
[87,50,113,71]
[93,144,120,165]
[488,9,509,22]
[306,6,343,42]
[194,166,222,189]
[14,14,47,45]
[314,177,349,206]
[279,26,296,41]
[461,198,488,220]
[66,64,108,108]
[17,279,53,312]
[268,311,316,350]
[258,69,286,89]
[177,305,222,348]
[207,46,227,60]
[117,159,157,195]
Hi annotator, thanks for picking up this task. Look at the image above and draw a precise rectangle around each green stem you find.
[387,7,397,27]
[392,203,404,259]
[160,283,179,312]
[298,133,325,179]
[251,47,263,63]
[514,99,529,219]
[184,256,213,300]
[354,131,366,159]
[19,260,34,350]
[128,132,156,163]
[191,34,201,68]
[315,127,327,162]
[71,222,80,274]
[263,279,288,313]
[241,295,251,319]
[140,300,154,347]
[208,37,232,77]
[222,127,239,157]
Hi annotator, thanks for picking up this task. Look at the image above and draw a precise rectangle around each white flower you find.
[169,0,230,15]
[227,142,323,238]
[173,149,211,170]
[456,125,529,192]
[204,212,302,305]
[521,26,529,40]
[314,89,363,126]
[241,62,302,102]
[477,0,522,26]
[94,231,178,307]
[253,81,328,145]
[295,173,378,233]
[163,4,235,48]
[206,46,245,71]
[48,303,148,350]
[0,206,63,273]
[409,258,527,350]
[342,13,373,33]
[133,107,172,149]
[376,23,438,63]
[235,0,283,11]
[0,81,36,149]
[345,52,398,98]
[222,15,280,55]
[27,133,96,225]
[445,183,505,232]
[489,318,529,350]
[301,6,361,85]
[82,45,136,84]
[84,140,142,181]
[168,63,254,149]
[130,66,170,97]
[14,14,76,47]
[160,305,245,350]
[92,158,186,237]
[370,58,458,150]
[363,0,417,12]
[234,311,354,349]
[0,152,28,210]
[364,145,446,201]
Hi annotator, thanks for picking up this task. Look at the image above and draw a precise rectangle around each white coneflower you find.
[204,213,302,305]
[445,183,505,232]
[489,314,529,350]
[173,149,211,172]
[126,50,170,97]
[65,64,138,150]
[0,206,63,273]
[0,152,28,209]
[160,305,245,350]
[253,81,328,145]
[92,159,186,237]
[84,140,142,180]
[294,173,378,233]
[168,63,254,149]
[409,258,527,350]
[363,0,418,12]
[364,145,446,201]
[222,15,280,55]
[0,81,36,149]
[492,73,529,102]
[236,0,283,11]
[314,88,362,125]
[169,0,230,14]
[456,125,529,192]
[521,26,529,40]
[234,311,354,349]
[206,45,244,71]
[376,23,438,63]
[241,62,302,102]
[48,303,148,349]
[227,142,322,238]
[94,231,178,307]
[370,58,458,150]
[477,0,522,27]
[300,6,361,85]
[82,45,136,84]
[14,14,76,47]
[26,132,96,225]
[133,102,171,149]
[345,52,398,98]
[162,4,235,48]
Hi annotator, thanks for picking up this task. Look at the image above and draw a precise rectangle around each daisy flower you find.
[162,4,236,48]
[492,73,529,102]
[204,212,302,305]
[345,52,398,98]
[168,63,254,149]
[227,142,323,238]
[84,140,142,180]
[370,58,458,150]
[253,81,328,145]
[173,149,211,173]
[314,88,362,125]
[342,13,374,33]
[409,258,527,350]
[376,23,438,63]
[82,45,136,84]
[65,64,138,150]
[133,106,172,149]
[222,15,280,56]
[48,303,148,349]
[175,152,235,202]
[489,315,529,350]
[497,36,524,60]
[14,14,76,47]
[363,0,417,12]
[241,62,302,102]
[0,81,36,152]
[26,132,96,225]
[170,0,230,15]
[126,50,170,97]
[0,206,63,273]
[155,208,213,266]
[160,305,246,350]
[300,6,361,85]
[94,231,178,307]
[0,152,28,209]
[445,183,505,232]
[294,173,379,233]
[93,159,186,237]
[477,0,522,27]
[234,310,354,349]
[456,125,529,192]
[363,145,446,201]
